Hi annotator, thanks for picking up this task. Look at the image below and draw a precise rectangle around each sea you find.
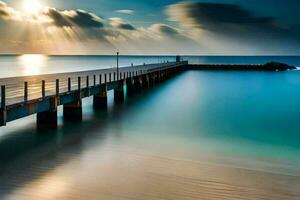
[0,55,300,199]
[0,55,299,78]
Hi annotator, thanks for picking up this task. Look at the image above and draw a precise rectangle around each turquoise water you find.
[1,69,300,170]
[1,57,300,198]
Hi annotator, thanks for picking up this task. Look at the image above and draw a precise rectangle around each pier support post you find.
[0,109,7,127]
[0,85,6,126]
[157,71,160,83]
[93,84,107,110]
[161,71,165,81]
[149,73,155,87]
[141,74,150,89]
[63,91,82,121]
[37,97,58,129]
[114,80,124,103]
[133,76,142,91]
[158,71,162,82]
[63,100,82,121]
[126,77,135,95]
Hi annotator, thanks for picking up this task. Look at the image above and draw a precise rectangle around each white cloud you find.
[115,10,134,15]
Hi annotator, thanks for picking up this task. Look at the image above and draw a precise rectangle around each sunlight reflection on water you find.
[18,54,47,76]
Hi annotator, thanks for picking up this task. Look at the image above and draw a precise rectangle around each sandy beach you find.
[0,148,299,200]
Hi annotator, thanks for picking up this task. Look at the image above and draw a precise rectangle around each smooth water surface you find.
[1,68,300,199]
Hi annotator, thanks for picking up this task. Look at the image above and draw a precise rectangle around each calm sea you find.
[0,55,300,78]
[0,55,300,199]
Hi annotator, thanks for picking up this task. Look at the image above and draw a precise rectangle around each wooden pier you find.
[0,61,187,128]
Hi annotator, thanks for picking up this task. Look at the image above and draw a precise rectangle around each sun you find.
[22,0,44,15]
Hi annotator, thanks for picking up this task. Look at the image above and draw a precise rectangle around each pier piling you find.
[63,77,83,121]
[141,74,150,89]
[37,96,58,129]
[0,85,7,126]
[114,80,124,102]
[93,84,108,109]
[56,79,59,96]
[133,76,142,91]
[126,77,135,95]
[24,82,28,102]
[63,96,82,121]
[68,78,71,92]
[42,80,46,99]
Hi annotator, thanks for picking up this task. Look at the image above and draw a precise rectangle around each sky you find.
[0,0,300,55]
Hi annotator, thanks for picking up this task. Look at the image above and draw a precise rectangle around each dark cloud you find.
[167,2,277,31]
[109,18,136,30]
[0,1,19,20]
[150,24,179,35]
[0,9,8,17]
[0,10,8,18]
[44,8,104,28]
[117,23,136,30]
[166,1,300,53]
[0,2,9,17]
[149,24,183,39]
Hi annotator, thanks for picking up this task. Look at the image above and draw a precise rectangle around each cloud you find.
[44,8,104,28]
[109,17,136,30]
[0,1,21,20]
[166,2,277,31]
[165,1,300,54]
[0,1,9,18]
[0,1,200,54]
[149,24,179,36]
[3,0,299,54]
[115,10,134,15]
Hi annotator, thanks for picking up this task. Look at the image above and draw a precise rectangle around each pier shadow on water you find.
[0,79,163,198]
